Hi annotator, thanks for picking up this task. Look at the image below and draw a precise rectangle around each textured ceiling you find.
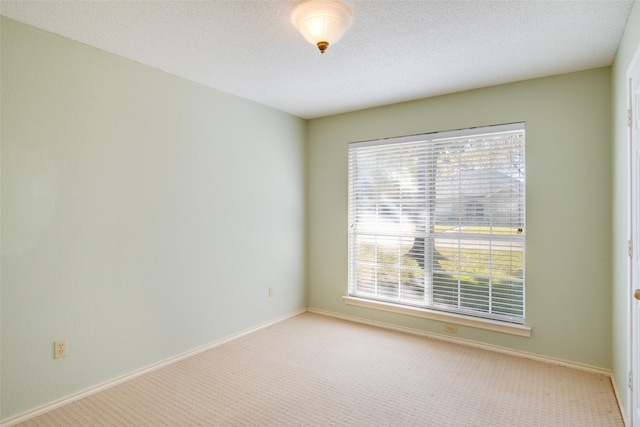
[0,0,635,119]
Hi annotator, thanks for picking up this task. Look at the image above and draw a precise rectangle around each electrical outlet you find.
[268,287,274,297]
[54,339,67,359]
[444,324,457,334]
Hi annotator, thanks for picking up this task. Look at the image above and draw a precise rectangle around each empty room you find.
[2,0,640,425]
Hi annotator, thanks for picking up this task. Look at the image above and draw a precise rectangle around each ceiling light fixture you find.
[291,0,353,54]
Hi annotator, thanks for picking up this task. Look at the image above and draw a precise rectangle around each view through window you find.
[348,123,525,324]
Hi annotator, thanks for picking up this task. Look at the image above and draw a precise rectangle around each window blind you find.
[348,123,525,324]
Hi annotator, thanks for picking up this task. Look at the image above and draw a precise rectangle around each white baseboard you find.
[0,308,307,427]
[307,307,612,377]
[610,374,629,427]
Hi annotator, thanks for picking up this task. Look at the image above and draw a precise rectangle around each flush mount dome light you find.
[291,0,353,54]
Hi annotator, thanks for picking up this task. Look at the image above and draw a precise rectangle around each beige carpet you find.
[16,312,623,426]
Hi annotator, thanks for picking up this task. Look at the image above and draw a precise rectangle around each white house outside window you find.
[347,123,526,324]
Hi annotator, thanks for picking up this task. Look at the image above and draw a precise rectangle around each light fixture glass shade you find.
[291,0,353,54]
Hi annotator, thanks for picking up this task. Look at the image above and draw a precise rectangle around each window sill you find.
[343,296,531,337]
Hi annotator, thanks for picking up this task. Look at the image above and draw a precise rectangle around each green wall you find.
[612,0,640,419]
[307,68,612,368]
[0,18,306,419]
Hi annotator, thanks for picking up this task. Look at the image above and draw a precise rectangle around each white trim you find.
[0,308,307,427]
[343,296,531,337]
[309,307,609,376]
[612,373,630,427]
[627,41,640,427]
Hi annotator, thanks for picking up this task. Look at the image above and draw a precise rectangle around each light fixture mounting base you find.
[317,41,329,54]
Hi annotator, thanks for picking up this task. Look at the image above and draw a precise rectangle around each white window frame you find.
[347,123,526,331]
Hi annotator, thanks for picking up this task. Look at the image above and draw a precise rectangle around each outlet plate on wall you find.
[54,339,67,359]
[444,324,457,334]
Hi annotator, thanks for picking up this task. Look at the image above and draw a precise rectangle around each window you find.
[348,123,525,324]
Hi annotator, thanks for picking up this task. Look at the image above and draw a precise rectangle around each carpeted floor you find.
[15,312,623,426]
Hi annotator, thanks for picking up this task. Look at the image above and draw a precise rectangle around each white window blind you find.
[348,123,525,324]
